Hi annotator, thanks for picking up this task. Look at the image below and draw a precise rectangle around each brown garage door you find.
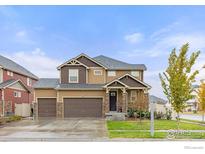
[38,98,56,117]
[64,98,102,117]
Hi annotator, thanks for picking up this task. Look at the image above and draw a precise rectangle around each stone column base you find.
[57,102,63,118]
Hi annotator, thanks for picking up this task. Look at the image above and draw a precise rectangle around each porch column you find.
[122,88,128,113]
[57,91,63,118]
[105,88,110,113]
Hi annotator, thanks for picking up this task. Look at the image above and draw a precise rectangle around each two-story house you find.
[0,55,38,116]
[33,53,151,118]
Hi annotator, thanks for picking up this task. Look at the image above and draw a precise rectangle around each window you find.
[14,91,21,98]
[131,71,140,78]
[69,69,79,83]
[108,71,116,77]
[27,78,32,86]
[94,70,102,76]
[7,71,13,76]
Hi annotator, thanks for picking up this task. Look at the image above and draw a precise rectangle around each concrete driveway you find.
[0,118,108,141]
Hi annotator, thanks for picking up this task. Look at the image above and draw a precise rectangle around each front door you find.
[109,91,117,111]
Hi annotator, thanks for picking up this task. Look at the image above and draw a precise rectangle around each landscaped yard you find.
[107,120,205,139]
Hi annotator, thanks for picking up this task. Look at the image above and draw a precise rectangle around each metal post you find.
[150,102,154,137]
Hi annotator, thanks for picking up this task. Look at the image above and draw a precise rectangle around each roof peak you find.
[0,54,38,79]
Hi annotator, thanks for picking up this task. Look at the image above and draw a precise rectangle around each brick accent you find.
[122,92,128,113]
[56,102,63,118]
[105,93,109,113]
[33,102,38,119]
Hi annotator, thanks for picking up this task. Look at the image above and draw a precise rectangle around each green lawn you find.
[107,120,205,139]
[107,120,205,130]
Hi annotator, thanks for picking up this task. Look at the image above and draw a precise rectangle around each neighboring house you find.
[0,55,38,116]
[184,84,199,112]
[149,95,168,113]
[33,53,151,118]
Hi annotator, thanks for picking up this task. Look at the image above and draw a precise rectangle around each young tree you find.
[197,81,205,122]
[159,43,200,129]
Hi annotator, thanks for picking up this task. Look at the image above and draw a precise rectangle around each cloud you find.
[16,30,27,37]
[14,30,36,45]
[120,21,205,99]
[124,32,143,44]
[1,48,62,78]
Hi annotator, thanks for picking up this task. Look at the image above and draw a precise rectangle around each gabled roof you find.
[57,58,89,70]
[103,79,129,88]
[0,55,38,80]
[57,53,107,70]
[0,79,31,92]
[118,74,151,89]
[93,55,147,70]
[33,78,59,89]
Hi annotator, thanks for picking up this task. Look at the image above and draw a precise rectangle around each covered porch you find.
[103,74,151,120]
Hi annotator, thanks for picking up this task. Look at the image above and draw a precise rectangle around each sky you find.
[0,6,205,99]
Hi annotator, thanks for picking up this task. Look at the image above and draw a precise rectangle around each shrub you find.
[193,110,197,114]
[154,111,165,119]
[127,108,135,117]
[165,108,172,120]
[6,115,22,122]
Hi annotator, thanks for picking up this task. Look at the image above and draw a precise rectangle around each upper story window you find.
[14,91,21,98]
[7,70,13,76]
[69,69,79,83]
[94,70,103,76]
[131,71,140,78]
[108,71,116,77]
[27,77,32,86]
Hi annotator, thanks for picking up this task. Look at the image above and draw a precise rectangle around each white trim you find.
[68,69,79,83]
[107,70,116,77]
[131,70,140,78]
[57,58,89,70]
[59,69,61,84]
[118,74,152,89]
[94,69,103,76]
[74,53,107,69]
[2,79,31,92]
[103,79,129,88]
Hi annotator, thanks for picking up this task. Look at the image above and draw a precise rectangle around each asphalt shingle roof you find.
[93,55,147,70]
[34,78,104,89]
[0,55,38,80]
[0,79,16,89]
[56,83,104,89]
[33,78,59,88]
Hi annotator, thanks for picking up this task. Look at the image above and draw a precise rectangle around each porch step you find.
[105,112,126,121]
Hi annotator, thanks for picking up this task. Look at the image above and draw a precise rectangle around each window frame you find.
[107,71,116,77]
[14,91,21,98]
[27,77,32,86]
[131,71,140,78]
[7,71,13,76]
[94,70,103,76]
[68,69,79,83]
